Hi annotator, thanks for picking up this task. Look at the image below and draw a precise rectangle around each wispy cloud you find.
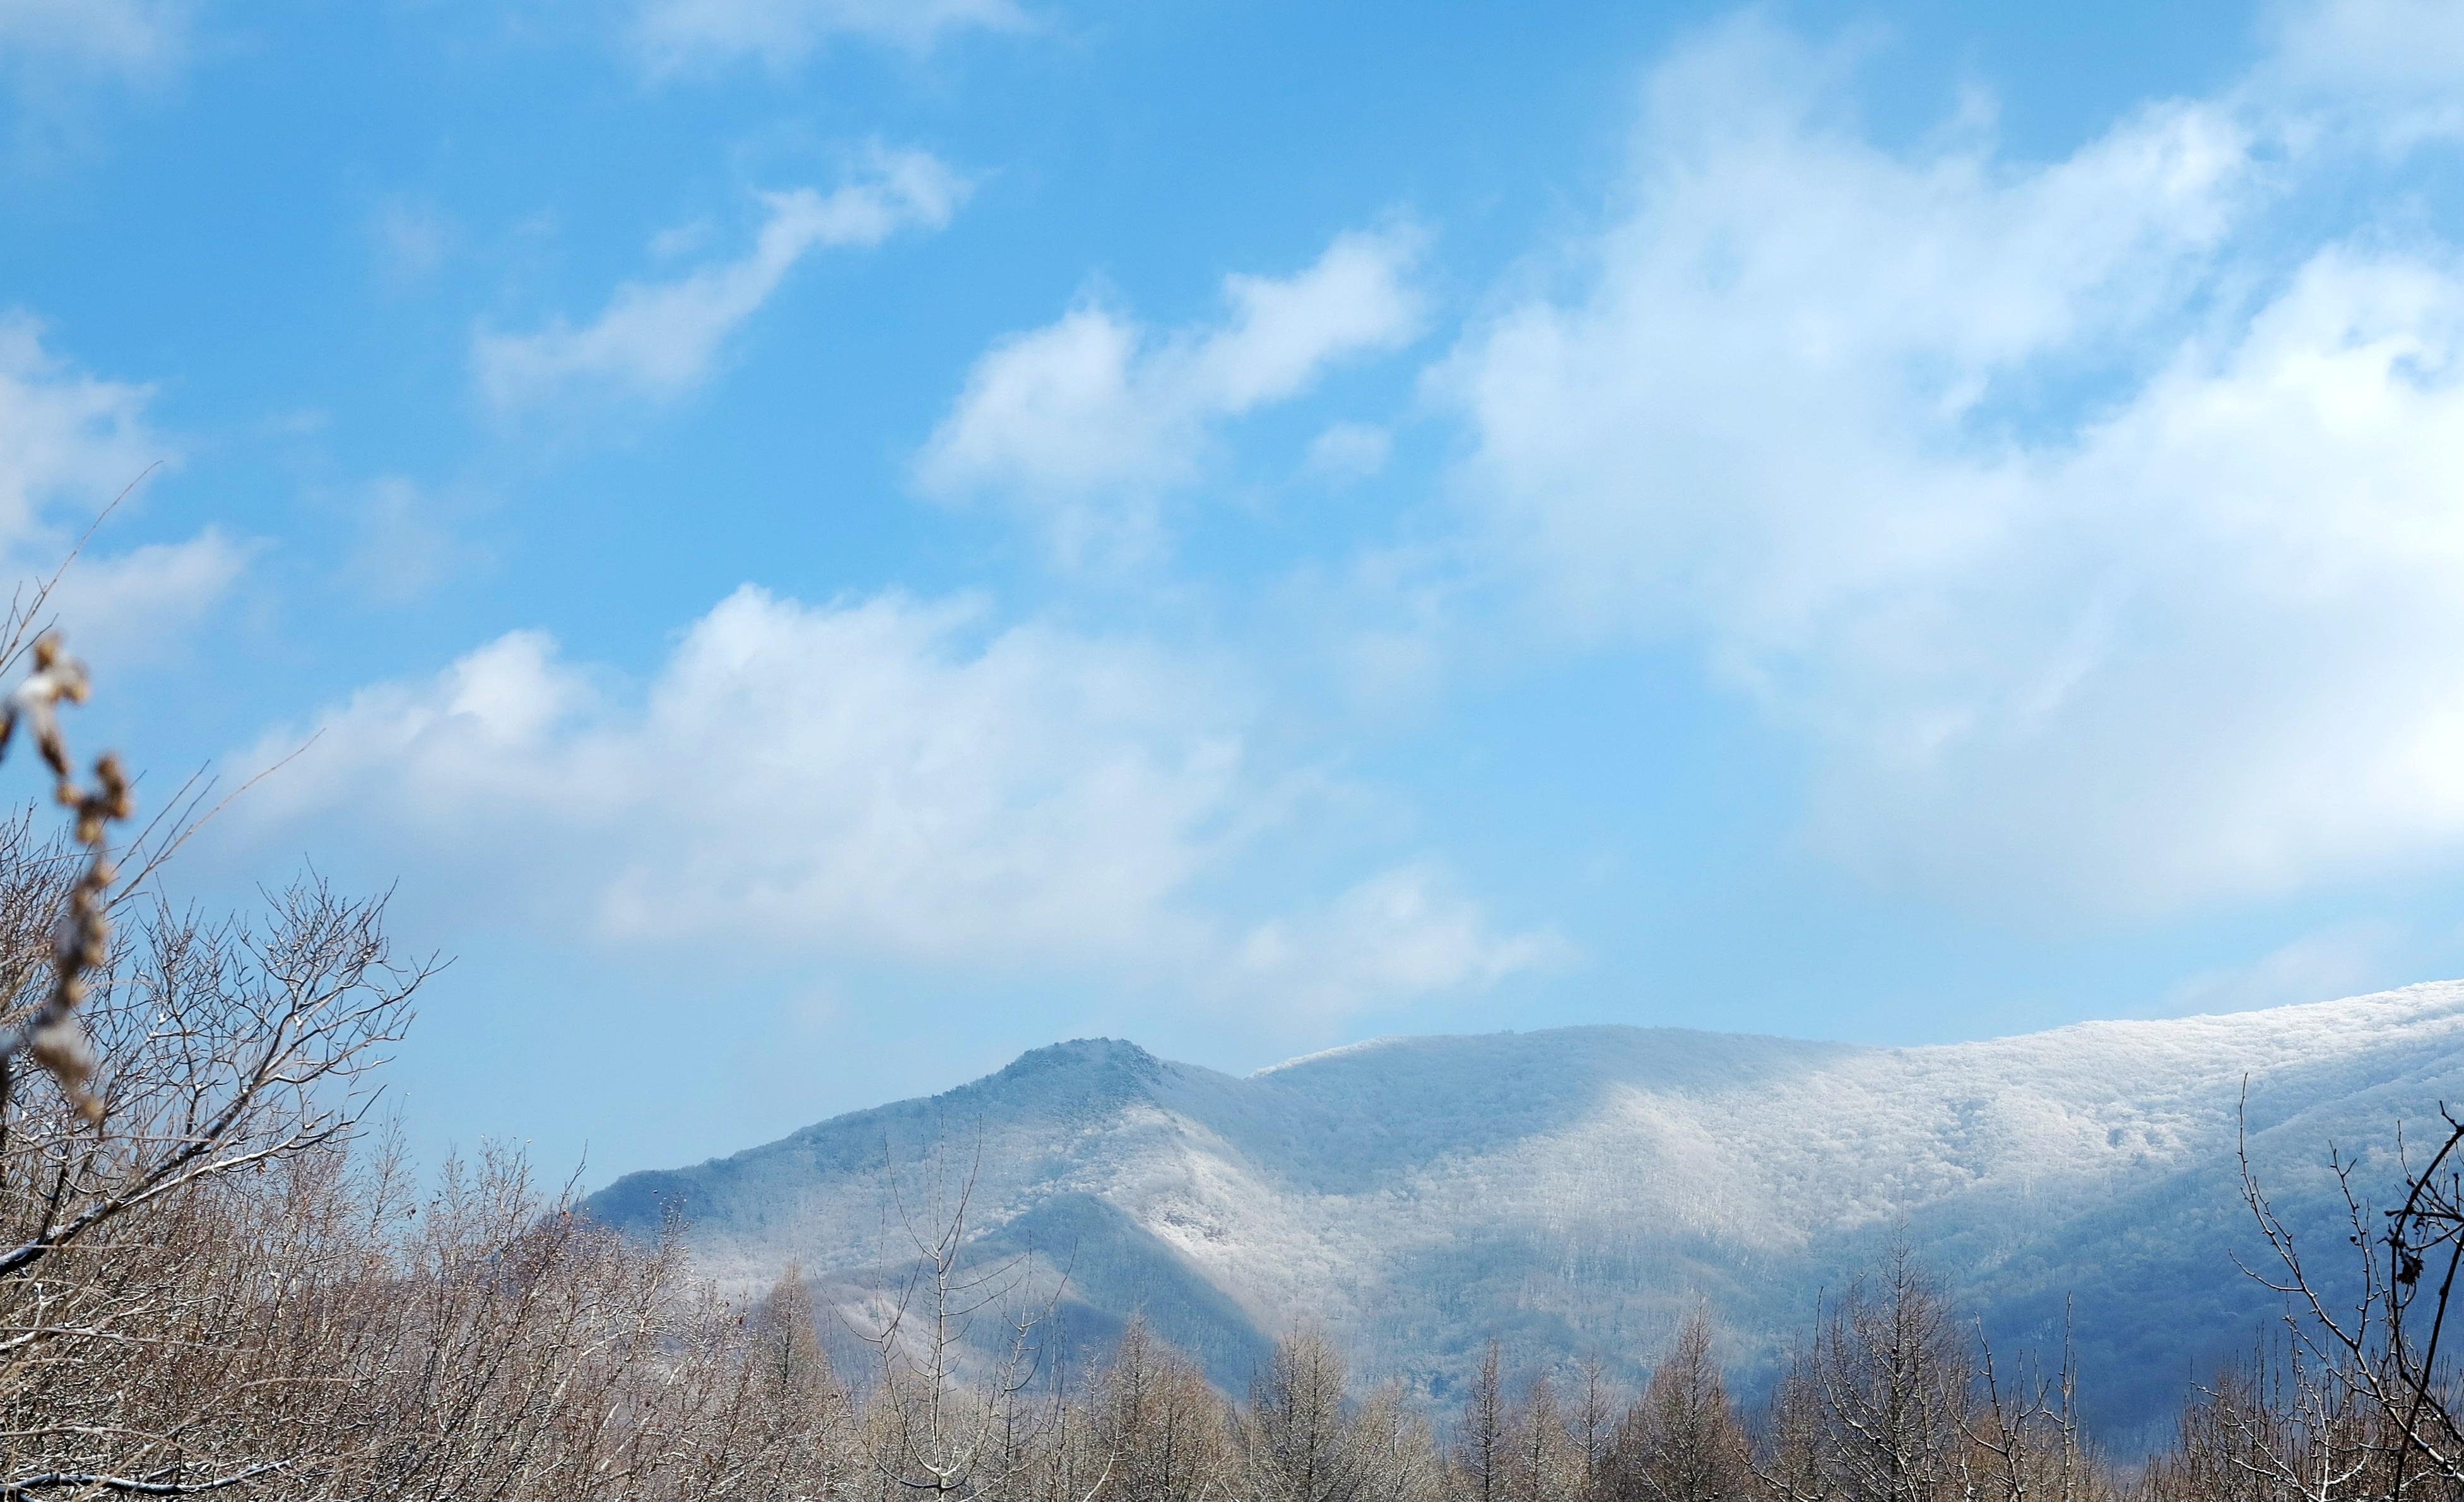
[0,314,162,534]
[2162,921,2404,1018]
[44,529,251,667]
[0,314,244,661]
[368,195,457,288]
[1238,864,1571,1019]
[342,476,481,606]
[630,0,1025,78]
[2255,0,2464,149]
[473,147,967,413]
[1304,421,1393,484]
[0,0,191,81]
[916,226,1427,562]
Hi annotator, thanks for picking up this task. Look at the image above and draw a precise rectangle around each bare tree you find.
[0,859,425,1486]
[1352,1380,1447,1502]
[848,1134,1109,1502]
[2135,1343,2384,1502]
[2232,1094,2464,1500]
[1503,1369,1583,1502]
[1607,1308,1752,1502]
[1244,1327,1365,1502]
[1573,1352,1620,1502]
[746,1260,859,1495]
[1456,1338,1509,1502]
[1757,1246,1969,1502]
[1089,1315,1232,1502]
[1957,1314,2097,1502]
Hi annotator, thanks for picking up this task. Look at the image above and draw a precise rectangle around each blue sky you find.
[5,0,2464,1180]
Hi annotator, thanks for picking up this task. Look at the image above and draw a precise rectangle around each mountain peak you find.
[963,1036,1168,1120]
[996,1035,1162,1080]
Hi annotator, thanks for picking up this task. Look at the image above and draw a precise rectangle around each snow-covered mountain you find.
[587,983,2464,1436]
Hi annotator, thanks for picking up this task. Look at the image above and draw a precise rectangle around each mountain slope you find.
[587,983,2464,1435]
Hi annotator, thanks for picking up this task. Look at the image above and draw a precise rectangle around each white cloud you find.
[2163,920,2402,1017]
[474,148,967,413]
[1441,20,2250,642]
[2256,0,2464,148]
[630,0,1024,78]
[344,476,476,606]
[1237,865,1571,1019]
[369,196,456,286]
[44,528,251,667]
[0,0,189,81]
[227,585,1550,1019]
[1305,421,1393,483]
[916,227,1427,560]
[0,315,240,659]
[0,314,160,536]
[1430,15,2464,913]
[1922,249,2464,905]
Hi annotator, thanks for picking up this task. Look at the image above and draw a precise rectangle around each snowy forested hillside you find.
[587,984,2464,1436]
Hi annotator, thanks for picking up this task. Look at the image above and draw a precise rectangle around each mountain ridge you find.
[588,984,2464,1437]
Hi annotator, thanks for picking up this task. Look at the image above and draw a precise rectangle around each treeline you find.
[720,1244,2463,1502]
